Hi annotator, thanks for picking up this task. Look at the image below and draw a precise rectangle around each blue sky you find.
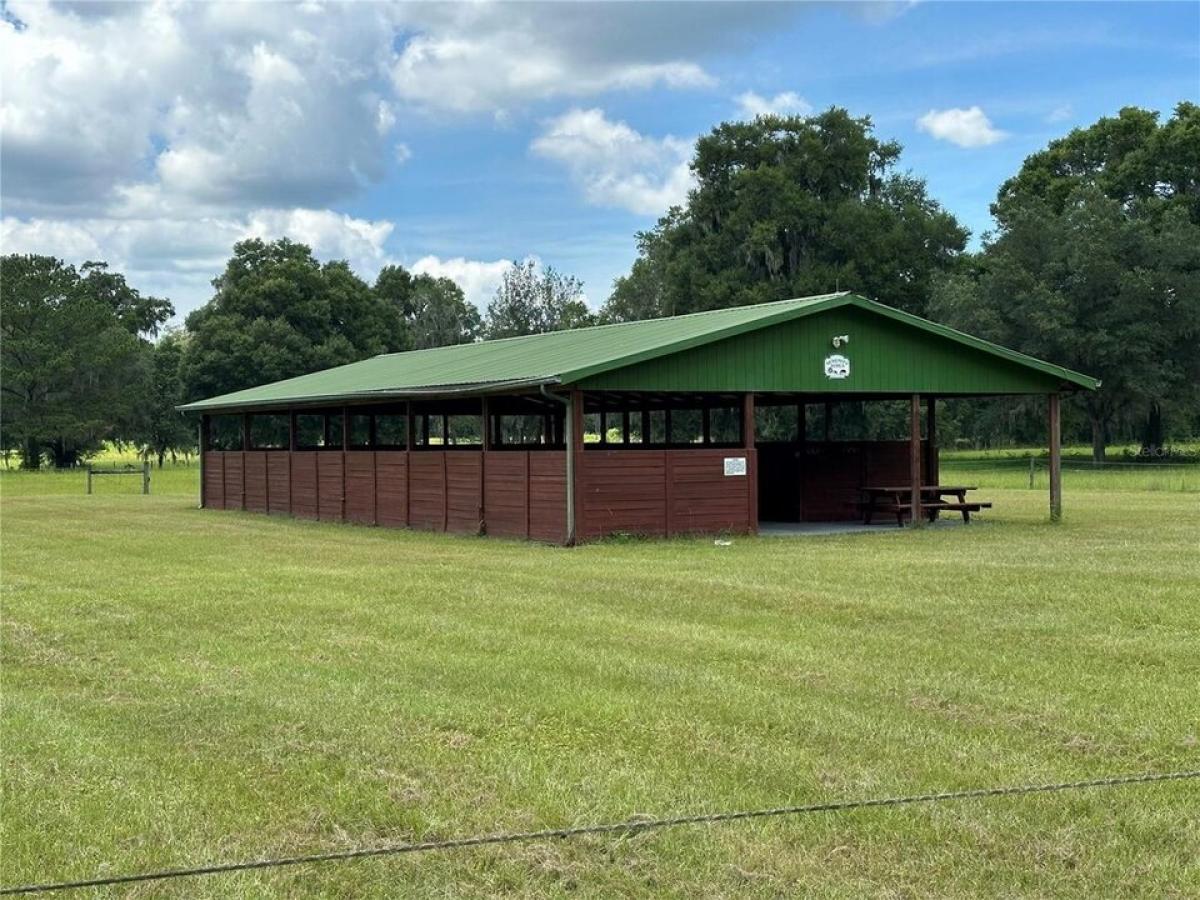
[2,1,1197,321]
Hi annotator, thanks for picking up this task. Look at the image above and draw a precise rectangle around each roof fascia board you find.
[177,376,560,413]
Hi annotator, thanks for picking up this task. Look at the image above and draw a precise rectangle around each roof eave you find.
[176,376,562,413]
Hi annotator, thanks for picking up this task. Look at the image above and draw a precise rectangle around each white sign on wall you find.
[723,457,747,477]
[824,354,851,379]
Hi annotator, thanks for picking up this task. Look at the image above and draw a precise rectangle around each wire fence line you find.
[3,770,1196,896]
[941,457,1198,469]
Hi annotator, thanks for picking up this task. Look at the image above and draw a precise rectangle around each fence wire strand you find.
[2,770,1196,895]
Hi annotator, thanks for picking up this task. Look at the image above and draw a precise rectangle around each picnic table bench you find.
[858,485,991,526]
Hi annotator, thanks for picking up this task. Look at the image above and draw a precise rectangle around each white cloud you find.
[0,2,795,321]
[916,106,1007,148]
[2,209,396,319]
[735,91,812,119]
[393,29,712,113]
[411,256,515,310]
[1,1,405,215]
[531,109,694,216]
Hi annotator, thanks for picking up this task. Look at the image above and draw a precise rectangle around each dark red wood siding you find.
[528,453,567,543]
[223,452,244,510]
[578,449,753,540]
[483,453,528,538]
[203,451,224,509]
[345,452,376,525]
[267,452,290,514]
[375,451,408,527]
[445,453,482,534]
[408,453,445,530]
[669,449,754,535]
[244,453,268,513]
[317,453,344,521]
[291,451,319,519]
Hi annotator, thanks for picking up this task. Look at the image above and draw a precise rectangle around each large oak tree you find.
[180,239,405,402]
[603,108,967,322]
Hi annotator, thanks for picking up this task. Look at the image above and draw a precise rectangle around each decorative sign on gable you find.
[823,354,851,380]
[723,457,747,477]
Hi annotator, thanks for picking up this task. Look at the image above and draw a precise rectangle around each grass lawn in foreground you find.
[1,473,1197,896]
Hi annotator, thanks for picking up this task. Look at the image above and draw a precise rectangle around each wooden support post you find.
[599,410,607,445]
[142,461,150,495]
[797,402,806,520]
[909,393,922,528]
[341,407,349,521]
[744,392,757,533]
[404,402,413,528]
[641,408,651,446]
[86,464,93,495]
[702,406,711,445]
[1048,393,1062,521]
[479,396,488,535]
[287,409,295,515]
[241,413,251,451]
[199,415,210,508]
[622,411,631,445]
[925,396,937,486]
[565,389,584,545]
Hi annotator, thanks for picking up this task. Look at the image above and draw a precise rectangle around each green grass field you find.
[2,458,1198,896]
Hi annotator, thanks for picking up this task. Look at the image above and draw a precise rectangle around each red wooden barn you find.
[179,292,1098,542]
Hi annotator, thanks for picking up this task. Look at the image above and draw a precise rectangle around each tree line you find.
[1,247,592,468]
[3,103,1196,468]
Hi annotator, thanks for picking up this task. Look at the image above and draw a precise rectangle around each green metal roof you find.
[179,292,1098,412]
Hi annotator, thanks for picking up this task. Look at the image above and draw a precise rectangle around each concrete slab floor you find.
[757,519,971,537]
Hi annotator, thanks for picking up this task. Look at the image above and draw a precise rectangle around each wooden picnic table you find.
[859,485,990,526]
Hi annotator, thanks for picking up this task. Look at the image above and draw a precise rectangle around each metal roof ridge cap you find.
[368,291,851,359]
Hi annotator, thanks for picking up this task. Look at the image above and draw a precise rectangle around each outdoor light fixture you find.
[832,334,849,348]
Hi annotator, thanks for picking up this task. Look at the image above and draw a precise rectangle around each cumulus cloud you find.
[411,255,515,310]
[2,209,396,317]
[387,2,801,114]
[393,30,711,114]
[532,109,694,216]
[0,1,796,318]
[735,91,812,119]
[1,1,403,215]
[916,106,1007,148]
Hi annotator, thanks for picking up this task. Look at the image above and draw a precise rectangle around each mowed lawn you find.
[1,473,1198,896]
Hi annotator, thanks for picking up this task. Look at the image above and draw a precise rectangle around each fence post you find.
[143,461,151,495]
[87,464,93,495]
[1029,457,1035,490]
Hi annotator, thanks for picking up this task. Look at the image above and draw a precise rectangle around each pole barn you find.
[179,292,1098,543]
